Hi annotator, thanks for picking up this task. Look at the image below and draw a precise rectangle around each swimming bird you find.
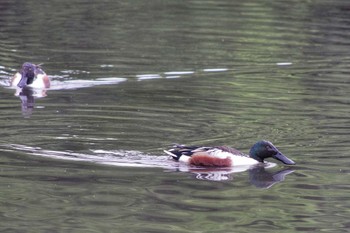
[11,62,50,88]
[164,140,295,167]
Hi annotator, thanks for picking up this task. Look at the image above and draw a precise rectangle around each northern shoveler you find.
[11,62,50,89]
[164,140,296,167]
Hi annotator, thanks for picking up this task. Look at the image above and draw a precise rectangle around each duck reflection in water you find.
[248,166,294,189]
[17,87,35,118]
[181,165,294,188]
[14,86,48,117]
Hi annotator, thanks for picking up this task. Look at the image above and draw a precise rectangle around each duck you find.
[11,62,50,89]
[164,140,296,167]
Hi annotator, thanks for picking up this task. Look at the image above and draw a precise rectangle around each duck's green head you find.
[249,140,295,165]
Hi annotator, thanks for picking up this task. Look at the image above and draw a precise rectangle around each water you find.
[1,0,350,232]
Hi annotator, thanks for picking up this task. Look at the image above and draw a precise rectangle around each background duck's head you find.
[249,140,295,165]
[18,63,37,88]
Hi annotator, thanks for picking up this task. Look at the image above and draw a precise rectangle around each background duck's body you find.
[11,63,50,89]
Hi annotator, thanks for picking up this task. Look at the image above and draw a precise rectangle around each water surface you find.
[1,0,350,232]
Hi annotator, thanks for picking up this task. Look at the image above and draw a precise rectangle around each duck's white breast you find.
[29,74,50,89]
[10,73,21,87]
[207,149,259,166]
[229,155,259,166]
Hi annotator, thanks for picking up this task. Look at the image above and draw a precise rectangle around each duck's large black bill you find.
[273,152,295,165]
[17,72,28,88]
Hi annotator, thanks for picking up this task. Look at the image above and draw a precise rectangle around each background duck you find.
[11,62,50,89]
[164,140,296,167]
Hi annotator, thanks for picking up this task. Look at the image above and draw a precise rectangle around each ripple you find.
[164,71,194,75]
[48,77,126,90]
[136,74,162,81]
[61,69,90,75]
[202,68,228,72]
[1,0,350,232]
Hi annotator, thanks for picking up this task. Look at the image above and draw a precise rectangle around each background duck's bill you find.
[17,74,28,88]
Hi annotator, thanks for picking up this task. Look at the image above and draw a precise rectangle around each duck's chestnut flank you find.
[189,154,232,167]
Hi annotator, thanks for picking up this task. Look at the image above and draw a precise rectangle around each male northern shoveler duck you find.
[11,62,50,89]
[164,140,295,167]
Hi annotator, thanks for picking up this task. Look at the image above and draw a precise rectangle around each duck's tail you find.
[164,144,200,161]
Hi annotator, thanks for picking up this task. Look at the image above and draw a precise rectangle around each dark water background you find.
[1,0,350,232]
